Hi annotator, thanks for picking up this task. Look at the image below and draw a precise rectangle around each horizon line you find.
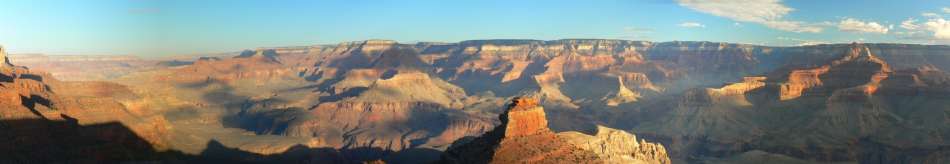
[5,39,949,57]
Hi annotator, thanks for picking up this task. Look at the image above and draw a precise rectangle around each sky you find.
[1,0,950,56]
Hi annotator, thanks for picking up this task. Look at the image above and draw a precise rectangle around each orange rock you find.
[441,97,669,164]
[502,97,549,137]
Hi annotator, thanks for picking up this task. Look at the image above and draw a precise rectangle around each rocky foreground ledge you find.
[439,97,670,164]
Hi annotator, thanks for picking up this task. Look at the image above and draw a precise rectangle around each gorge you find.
[3,39,950,163]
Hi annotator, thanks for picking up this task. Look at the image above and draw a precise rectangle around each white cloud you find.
[777,36,828,46]
[922,12,941,18]
[901,18,920,30]
[897,10,950,43]
[942,7,950,14]
[923,18,950,39]
[676,0,822,33]
[837,18,890,34]
[679,22,706,28]
[763,20,823,33]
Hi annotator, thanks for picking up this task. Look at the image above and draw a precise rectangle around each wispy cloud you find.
[923,18,950,39]
[942,7,950,14]
[676,0,822,33]
[897,9,950,43]
[922,12,941,18]
[901,18,920,30]
[678,22,705,28]
[777,37,828,46]
[837,18,890,34]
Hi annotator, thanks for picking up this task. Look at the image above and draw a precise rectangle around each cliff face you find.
[499,98,550,137]
[15,39,950,163]
[440,97,670,164]
[297,40,950,111]
[559,126,671,164]
[774,43,891,100]
[0,46,56,119]
[629,43,950,163]
[0,46,13,68]
[160,40,950,163]
[0,47,179,163]
[603,76,641,106]
[169,49,308,83]
[276,101,494,152]
[299,39,770,109]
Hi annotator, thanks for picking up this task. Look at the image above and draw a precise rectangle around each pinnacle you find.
[507,97,539,112]
[1,45,13,67]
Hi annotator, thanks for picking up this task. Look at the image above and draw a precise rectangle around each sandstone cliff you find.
[0,46,181,163]
[182,40,950,163]
[440,97,670,164]
[22,39,950,163]
[0,46,13,68]
[629,43,950,163]
[559,125,671,164]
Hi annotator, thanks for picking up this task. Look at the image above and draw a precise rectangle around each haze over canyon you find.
[2,38,950,163]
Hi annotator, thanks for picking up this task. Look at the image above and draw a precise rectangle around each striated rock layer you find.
[440,97,670,164]
[0,46,181,163]
[631,43,950,163]
[559,126,671,164]
[14,39,950,163]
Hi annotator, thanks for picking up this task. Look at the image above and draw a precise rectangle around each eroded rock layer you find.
[441,97,670,164]
[8,39,950,163]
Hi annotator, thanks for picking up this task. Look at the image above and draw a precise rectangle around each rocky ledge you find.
[439,97,670,164]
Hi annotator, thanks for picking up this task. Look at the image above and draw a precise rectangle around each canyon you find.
[3,40,950,163]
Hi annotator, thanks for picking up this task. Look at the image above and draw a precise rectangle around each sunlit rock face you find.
[144,41,950,163]
[629,43,950,164]
[0,46,13,68]
[500,98,550,138]
[603,76,641,107]
[771,43,892,100]
[6,39,950,163]
[440,97,670,164]
[559,126,671,164]
[0,47,178,163]
[0,46,56,119]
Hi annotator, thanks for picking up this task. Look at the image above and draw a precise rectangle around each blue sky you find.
[1,0,949,56]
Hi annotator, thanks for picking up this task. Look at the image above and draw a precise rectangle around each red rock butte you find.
[440,96,670,164]
[500,97,549,137]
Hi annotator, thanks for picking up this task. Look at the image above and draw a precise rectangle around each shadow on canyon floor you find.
[0,115,446,163]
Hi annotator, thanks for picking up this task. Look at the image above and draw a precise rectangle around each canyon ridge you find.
[4,39,950,163]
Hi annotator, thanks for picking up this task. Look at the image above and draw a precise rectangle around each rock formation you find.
[0,46,13,68]
[774,43,892,100]
[440,97,670,164]
[559,126,671,164]
[10,39,950,163]
[630,42,950,163]
[0,46,55,119]
[148,40,950,163]
[603,76,641,106]
[0,47,183,163]
[235,49,281,63]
